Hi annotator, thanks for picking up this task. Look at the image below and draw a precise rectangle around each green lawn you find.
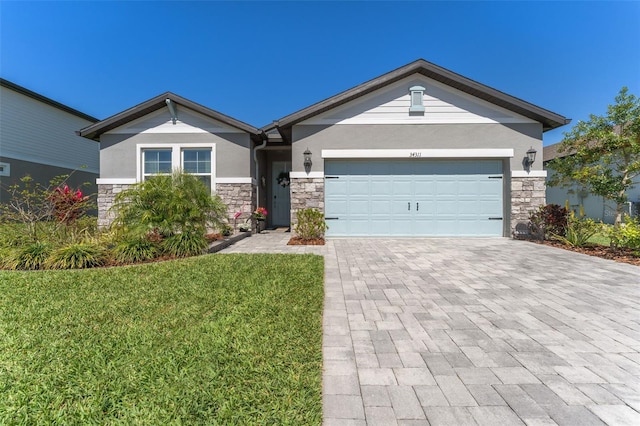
[0,253,324,425]
[588,225,612,246]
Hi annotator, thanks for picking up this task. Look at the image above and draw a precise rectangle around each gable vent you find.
[409,85,425,113]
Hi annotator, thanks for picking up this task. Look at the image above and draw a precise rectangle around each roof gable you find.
[268,59,570,136]
[300,75,538,126]
[78,92,259,140]
[104,106,246,135]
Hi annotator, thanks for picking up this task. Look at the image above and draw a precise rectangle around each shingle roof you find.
[543,142,569,162]
[264,58,571,137]
[77,92,260,141]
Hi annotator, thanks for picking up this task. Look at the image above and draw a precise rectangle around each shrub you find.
[111,171,226,241]
[0,175,55,242]
[0,173,94,243]
[14,241,54,270]
[552,213,600,247]
[528,204,569,240]
[113,237,160,264]
[162,232,208,257]
[294,208,327,240]
[609,215,640,249]
[221,223,233,236]
[46,242,108,269]
[48,184,91,225]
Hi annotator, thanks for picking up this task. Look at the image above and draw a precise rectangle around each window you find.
[143,149,172,178]
[182,149,212,189]
[138,144,215,192]
[409,85,425,113]
[0,162,9,177]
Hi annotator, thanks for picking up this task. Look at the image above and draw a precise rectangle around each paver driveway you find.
[224,233,640,425]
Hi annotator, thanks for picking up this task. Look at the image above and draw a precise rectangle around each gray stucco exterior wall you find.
[99,132,251,179]
[291,123,543,173]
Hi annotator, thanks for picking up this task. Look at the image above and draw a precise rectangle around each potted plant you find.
[253,207,268,221]
[253,207,268,233]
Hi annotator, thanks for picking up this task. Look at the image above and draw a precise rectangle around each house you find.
[79,59,570,236]
[77,93,261,228]
[0,79,99,202]
[544,142,640,223]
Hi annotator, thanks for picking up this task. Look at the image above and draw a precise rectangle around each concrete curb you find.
[207,231,251,253]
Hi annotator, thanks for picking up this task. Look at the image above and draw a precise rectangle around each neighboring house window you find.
[409,85,426,113]
[137,144,215,192]
[0,162,9,177]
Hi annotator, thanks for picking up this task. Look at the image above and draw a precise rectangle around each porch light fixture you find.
[303,148,312,170]
[525,147,537,167]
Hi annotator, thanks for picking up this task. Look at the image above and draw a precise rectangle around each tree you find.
[547,87,640,226]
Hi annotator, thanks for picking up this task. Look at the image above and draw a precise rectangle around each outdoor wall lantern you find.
[524,147,537,168]
[303,148,312,171]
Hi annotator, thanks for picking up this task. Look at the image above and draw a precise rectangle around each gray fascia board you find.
[1,78,99,123]
[78,92,260,141]
[273,58,570,132]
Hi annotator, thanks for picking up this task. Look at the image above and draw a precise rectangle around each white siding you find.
[546,171,640,224]
[302,75,538,126]
[105,107,244,135]
[0,86,99,172]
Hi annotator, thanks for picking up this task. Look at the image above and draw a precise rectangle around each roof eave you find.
[272,58,570,131]
[1,78,99,123]
[77,92,260,141]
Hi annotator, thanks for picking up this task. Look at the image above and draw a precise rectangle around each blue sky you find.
[1,1,639,145]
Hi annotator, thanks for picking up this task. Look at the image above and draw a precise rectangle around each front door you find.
[271,161,291,227]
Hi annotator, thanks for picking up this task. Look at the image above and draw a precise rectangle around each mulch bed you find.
[530,239,640,266]
[287,237,325,246]
[205,233,224,242]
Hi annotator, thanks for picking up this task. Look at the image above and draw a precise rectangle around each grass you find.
[587,232,611,246]
[0,253,324,425]
[588,224,612,246]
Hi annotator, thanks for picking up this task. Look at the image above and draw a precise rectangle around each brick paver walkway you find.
[223,232,640,425]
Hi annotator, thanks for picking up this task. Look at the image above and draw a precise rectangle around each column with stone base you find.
[511,176,546,237]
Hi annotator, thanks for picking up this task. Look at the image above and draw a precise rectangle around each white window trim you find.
[136,143,216,193]
[322,149,514,159]
[512,170,547,178]
[0,162,10,177]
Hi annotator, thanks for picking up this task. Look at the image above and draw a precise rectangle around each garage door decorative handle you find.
[488,217,503,220]
[325,217,339,220]
[408,202,410,211]
[416,202,419,211]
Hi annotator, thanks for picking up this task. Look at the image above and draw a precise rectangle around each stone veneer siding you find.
[290,177,324,231]
[511,176,546,236]
[215,183,255,225]
[97,183,133,228]
[97,182,255,229]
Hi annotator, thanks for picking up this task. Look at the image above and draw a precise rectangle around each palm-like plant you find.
[111,171,227,256]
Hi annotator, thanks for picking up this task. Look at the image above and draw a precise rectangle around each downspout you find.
[253,131,268,206]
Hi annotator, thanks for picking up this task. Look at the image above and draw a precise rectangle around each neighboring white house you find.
[544,142,640,223]
[0,79,99,202]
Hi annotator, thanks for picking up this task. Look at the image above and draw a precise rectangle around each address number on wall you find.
[409,152,422,158]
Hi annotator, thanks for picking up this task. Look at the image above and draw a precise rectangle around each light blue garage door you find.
[324,159,504,237]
